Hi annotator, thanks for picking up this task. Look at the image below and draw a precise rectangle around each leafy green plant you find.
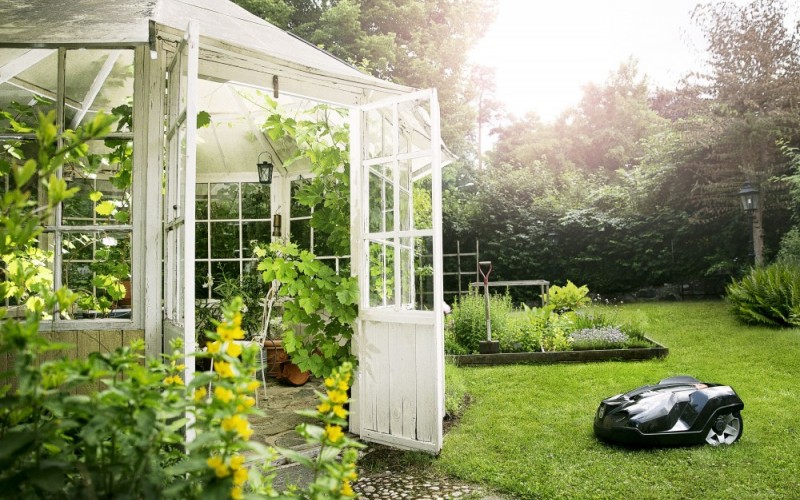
[255,241,358,377]
[447,290,516,353]
[0,108,360,498]
[195,269,270,346]
[544,280,591,313]
[725,261,800,327]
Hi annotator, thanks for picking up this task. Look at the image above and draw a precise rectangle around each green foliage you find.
[448,290,516,354]
[437,301,800,498]
[195,269,270,345]
[545,281,590,313]
[444,359,468,419]
[256,242,357,377]
[725,261,800,327]
[0,109,360,498]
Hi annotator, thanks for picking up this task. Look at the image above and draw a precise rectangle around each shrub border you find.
[448,337,668,366]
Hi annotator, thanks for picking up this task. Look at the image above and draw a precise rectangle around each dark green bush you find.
[726,262,800,327]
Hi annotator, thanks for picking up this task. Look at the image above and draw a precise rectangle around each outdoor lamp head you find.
[738,182,759,212]
[257,152,275,184]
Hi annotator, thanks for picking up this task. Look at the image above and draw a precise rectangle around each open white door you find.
[351,89,444,453]
[161,22,199,419]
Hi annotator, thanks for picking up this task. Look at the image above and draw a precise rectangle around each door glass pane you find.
[368,238,395,308]
[400,237,415,308]
[368,163,394,233]
[414,236,434,310]
[364,108,393,159]
[413,174,433,231]
[210,261,240,300]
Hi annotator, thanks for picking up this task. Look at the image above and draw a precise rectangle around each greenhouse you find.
[0,0,446,452]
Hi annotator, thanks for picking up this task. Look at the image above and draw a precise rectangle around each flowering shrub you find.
[569,327,629,350]
[0,108,360,498]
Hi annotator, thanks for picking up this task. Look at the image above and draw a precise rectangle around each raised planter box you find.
[449,338,668,366]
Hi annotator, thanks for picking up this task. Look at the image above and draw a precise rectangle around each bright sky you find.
[470,0,747,122]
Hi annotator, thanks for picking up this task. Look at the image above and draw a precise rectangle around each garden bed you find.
[448,337,668,366]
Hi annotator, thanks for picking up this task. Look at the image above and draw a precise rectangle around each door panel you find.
[161,22,198,413]
[352,89,444,453]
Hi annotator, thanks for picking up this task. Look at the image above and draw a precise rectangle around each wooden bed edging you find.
[448,338,668,366]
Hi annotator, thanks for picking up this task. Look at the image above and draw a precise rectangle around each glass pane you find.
[195,262,210,300]
[241,182,269,219]
[210,261,240,300]
[368,163,394,233]
[399,161,412,231]
[210,222,239,258]
[413,177,433,231]
[196,183,208,220]
[65,49,134,129]
[368,238,395,308]
[364,107,394,159]
[196,222,208,259]
[314,227,335,257]
[242,220,269,256]
[290,179,312,217]
[398,98,432,155]
[400,237,415,308]
[210,183,239,219]
[290,218,311,251]
[415,236,434,310]
[62,230,132,315]
[61,140,132,226]
[0,50,58,120]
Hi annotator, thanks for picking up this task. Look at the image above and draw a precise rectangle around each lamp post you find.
[738,181,763,266]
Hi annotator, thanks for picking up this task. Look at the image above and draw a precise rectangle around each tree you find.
[232,0,498,157]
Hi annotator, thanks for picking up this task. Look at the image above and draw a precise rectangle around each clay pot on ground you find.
[263,338,310,386]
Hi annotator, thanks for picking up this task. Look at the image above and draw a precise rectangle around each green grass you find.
[436,301,800,499]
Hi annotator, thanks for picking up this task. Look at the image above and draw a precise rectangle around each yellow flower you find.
[245,380,260,393]
[163,375,183,386]
[214,386,235,403]
[217,322,244,342]
[337,380,349,391]
[317,402,332,413]
[328,390,347,404]
[230,485,243,499]
[222,415,253,440]
[344,469,358,482]
[341,479,354,497]
[324,424,344,443]
[233,466,248,486]
[226,341,242,357]
[230,454,245,470]
[332,404,348,419]
[324,377,335,388]
[207,456,230,478]
[236,395,256,412]
[193,387,208,402]
[215,360,235,378]
[207,340,222,354]
[232,311,242,327]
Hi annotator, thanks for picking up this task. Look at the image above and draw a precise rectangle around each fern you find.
[726,262,800,327]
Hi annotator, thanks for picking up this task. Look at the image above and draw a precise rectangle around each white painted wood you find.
[143,45,164,359]
[160,23,199,442]
[353,90,444,453]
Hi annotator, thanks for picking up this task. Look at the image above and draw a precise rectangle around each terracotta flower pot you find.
[263,339,310,386]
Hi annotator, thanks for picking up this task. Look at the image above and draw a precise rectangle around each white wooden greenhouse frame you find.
[0,0,446,453]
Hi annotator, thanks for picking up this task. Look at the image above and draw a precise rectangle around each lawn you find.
[437,301,800,499]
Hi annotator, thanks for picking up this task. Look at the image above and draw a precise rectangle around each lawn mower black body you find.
[593,376,744,447]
